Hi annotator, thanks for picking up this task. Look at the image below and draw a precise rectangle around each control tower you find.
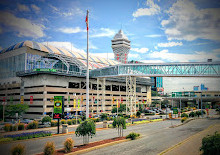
[111,30,131,63]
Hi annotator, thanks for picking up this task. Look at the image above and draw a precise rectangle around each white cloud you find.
[131,48,149,53]
[133,0,160,17]
[90,28,116,38]
[161,0,220,41]
[17,4,30,12]
[0,11,45,38]
[89,41,98,50]
[41,41,85,54]
[31,4,40,13]
[49,4,83,17]
[145,34,162,38]
[58,27,86,34]
[157,42,183,47]
[148,49,220,62]
[129,53,140,59]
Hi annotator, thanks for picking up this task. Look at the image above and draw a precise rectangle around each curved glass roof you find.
[0,40,119,69]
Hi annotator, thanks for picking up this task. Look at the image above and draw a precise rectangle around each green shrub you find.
[42,116,52,123]
[27,121,38,129]
[4,124,12,132]
[44,141,55,155]
[200,132,220,155]
[18,123,25,130]
[126,132,140,140]
[101,113,108,121]
[72,119,76,124]
[0,138,13,143]
[136,111,141,117]
[12,125,17,131]
[67,120,72,125]
[51,120,57,127]
[145,113,155,115]
[11,144,25,155]
[96,118,100,122]
[64,138,74,153]
[181,117,187,123]
[107,117,110,121]
[181,113,188,118]
[195,111,202,117]
[61,119,66,124]
[189,112,196,117]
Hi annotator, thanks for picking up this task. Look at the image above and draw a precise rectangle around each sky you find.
[0,0,220,93]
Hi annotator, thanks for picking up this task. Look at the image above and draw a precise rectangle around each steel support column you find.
[97,78,106,113]
[126,76,136,116]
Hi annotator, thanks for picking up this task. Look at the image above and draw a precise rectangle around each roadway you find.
[0,110,219,155]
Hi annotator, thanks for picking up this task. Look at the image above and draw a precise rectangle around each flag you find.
[74,99,76,108]
[85,12,88,31]
[78,99,80,109]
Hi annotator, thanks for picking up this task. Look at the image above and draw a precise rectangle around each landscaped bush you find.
[126,132,140,140]
[145,113,155,115]
[181,117,187,123]
[61,119,66,124]
[189,112,196,117]
[11,143,25,155]
[27,121,38,129]
[4,124,13,132]
[101,113,108,121]
[44,141,55,155]
[12,125,17,131]
[0,138,13,143]
[64,138,74,153]
[67,120,72,125]
[181,113,188,118]
[136,111,141,118]
[196,111,202,117]
[18,123,25,130]
[200,132,220,155]
[51,120,58,127]
[4,131,52,141]
[42,116,52,124]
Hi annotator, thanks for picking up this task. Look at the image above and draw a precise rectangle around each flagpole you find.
[86,10,89,119]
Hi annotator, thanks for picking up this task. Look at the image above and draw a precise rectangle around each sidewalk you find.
[160,123,220,155]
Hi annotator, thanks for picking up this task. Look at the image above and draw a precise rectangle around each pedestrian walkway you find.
[160,123,220,155]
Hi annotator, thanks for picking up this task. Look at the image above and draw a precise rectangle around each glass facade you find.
[0,53,25,79]
[0,53,82,80]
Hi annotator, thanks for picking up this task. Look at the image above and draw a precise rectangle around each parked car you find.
[20,119,33,124]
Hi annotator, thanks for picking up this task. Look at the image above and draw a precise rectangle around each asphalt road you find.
[0,110,218,155]
[84,119,220,155]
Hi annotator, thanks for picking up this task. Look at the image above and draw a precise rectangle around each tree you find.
[112,117,126,137]
[151,91,160,96]
[5,104,29,117]
[161,100,169,108]
[75,119,96,144]
[100,113,107,121]
[42,116,52,123]
[111,104,127,113]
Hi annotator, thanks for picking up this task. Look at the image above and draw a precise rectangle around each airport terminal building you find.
[0,30,152,119]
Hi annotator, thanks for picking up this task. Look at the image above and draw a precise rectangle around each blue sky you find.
[0,0,220,63]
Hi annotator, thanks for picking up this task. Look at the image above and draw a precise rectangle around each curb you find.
[158,124,216,155]
[0,128,110,145]
[66,138,130,155]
